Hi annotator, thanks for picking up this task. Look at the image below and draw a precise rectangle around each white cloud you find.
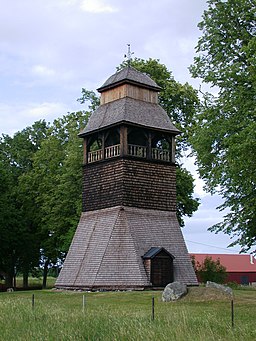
[0,102,71,136]
[24,102,67,118]
[80,0,118,13]
[32,65,56,78]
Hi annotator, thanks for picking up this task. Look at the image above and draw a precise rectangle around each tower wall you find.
[82,158,177,212]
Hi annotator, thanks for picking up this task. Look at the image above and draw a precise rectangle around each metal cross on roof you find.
[124,44,134,66]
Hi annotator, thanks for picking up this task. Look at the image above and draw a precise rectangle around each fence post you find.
[32,294,35,310]
[152,296,155,321]
[231,299,234,328]
[83,294,86,313]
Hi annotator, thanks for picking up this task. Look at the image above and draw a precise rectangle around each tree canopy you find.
[190,0,256,252]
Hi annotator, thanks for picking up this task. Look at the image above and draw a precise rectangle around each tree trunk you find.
[42,259,50,289]
[5,273,13,288]
[13,273,16,290]
[23,271,29,289]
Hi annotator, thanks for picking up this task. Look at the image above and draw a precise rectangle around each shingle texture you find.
[97,66,161,92]
[79,97,179,136]
[82,158,177,212]
[55,206,198,289]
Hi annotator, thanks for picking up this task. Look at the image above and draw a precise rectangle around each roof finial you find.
[124,44,134,66]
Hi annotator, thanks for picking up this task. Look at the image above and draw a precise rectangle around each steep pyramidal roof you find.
[79,66,180,136]
[97,66,161,92]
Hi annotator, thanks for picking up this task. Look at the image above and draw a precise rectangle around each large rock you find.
[162,282,187,302]
[206,281,233,296]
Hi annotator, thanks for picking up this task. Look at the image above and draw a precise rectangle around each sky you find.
[0,0,244,254]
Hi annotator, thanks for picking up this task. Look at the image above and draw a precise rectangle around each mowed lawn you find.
[0,287,255,341]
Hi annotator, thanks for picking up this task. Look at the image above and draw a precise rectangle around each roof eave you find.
[78,121,181,138]
[97,79,161,93]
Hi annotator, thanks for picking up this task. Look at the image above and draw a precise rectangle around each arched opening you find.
[87,134,103,163]
[151,133,172,162]
[105,128,120,159]
[105,128,120,147]
[128,128,147,158]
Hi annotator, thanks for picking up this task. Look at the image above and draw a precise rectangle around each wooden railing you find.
[87,145,170,163]
[88,149,103,163]
[152,148,170,162]
[128,144,147,158]
[105,144,120,159]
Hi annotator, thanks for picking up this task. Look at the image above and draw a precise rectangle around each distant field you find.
[0,287,255,341]
[0,276,56,290]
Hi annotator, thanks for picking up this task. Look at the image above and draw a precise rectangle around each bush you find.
[194,256,227,284]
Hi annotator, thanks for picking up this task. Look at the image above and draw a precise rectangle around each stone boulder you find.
[206,281,233,296]
[162,282,187,302]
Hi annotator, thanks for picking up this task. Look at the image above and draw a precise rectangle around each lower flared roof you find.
[56,206,197,289]
[79,97,180,137]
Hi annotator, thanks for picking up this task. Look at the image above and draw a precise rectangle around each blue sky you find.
[0,0,243,254]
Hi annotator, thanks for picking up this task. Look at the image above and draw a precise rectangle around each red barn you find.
[191,253,256,285]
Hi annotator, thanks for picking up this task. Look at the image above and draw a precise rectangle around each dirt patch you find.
[182,286,232,302]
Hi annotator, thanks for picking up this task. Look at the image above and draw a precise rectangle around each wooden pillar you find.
[102,132,105,160]
[83,137,87,164]
[120,125,128,157]
[171,136,176,163]
[147,131,152,160]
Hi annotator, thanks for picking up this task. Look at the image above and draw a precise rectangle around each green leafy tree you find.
[21,111,90,287]
[190,0,256,252]
[193,256,227,284]
[0,121,49,287]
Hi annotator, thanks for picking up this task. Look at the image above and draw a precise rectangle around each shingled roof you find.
[97,66,161,92]
[79,97,180,136]
[143,247,175,259]
[56,206,198,289]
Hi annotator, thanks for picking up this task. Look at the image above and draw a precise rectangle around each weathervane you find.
[124,44,134,66]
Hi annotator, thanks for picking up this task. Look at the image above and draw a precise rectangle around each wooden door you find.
[151,252,173,287]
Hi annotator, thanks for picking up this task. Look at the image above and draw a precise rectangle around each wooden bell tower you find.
[56,66,198,289]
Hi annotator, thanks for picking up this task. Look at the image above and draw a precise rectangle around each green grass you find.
[0,288,255,340]
[0,276,56,290]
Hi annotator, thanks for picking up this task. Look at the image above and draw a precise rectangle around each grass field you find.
[0,276,57,290]
[0,287,255,341]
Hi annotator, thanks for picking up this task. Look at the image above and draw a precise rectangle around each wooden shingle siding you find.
[55,206,198,290]
[82,158,177,212]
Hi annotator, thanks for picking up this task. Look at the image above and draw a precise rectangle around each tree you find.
[192,256,227,284]
[20,111,90,287]
[0,121,50,287]
[190,0,256,252]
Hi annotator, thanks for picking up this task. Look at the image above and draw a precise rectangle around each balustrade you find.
[105,144,120,159]
[87,145,170,163]
[88,149,103,163]
[128,144,147,158]
[152,148,170,162]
